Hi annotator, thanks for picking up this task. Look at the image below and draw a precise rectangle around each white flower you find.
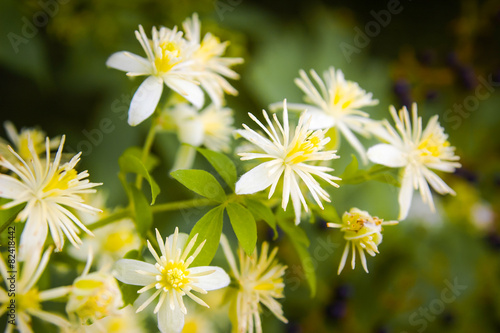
[67,258,124,325]
[0,246,72,332]
[69,218,141,268]
[112,228,230,333]
[235,99,341,224]
[220,235,287,333]
[327,208,398,274]
[63,306,145,333]
[182,13,244,107]
[168,103,234,152]
[165,103,234,171]
[272,67,378,163]
[0,121,61,164]
[367,103,461,220]
[0,135,102,260]
[106,24,204,126]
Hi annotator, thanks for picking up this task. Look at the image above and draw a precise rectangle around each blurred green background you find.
[1,0,500,332]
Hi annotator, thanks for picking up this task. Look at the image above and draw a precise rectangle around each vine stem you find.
[135,118,158,188]
[87,209,131,231]
[151,198,218,213]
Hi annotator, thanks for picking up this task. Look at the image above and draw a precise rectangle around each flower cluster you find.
[106,13,243,126]
[0,10,465,333]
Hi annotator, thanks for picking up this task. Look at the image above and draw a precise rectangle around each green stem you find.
[135,118,158,188]
[151,198,218,213]
[87,209,131,231]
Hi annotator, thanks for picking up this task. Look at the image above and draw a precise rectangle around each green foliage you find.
[277,216,316,297]
[117,250,142,306]
[340,155,400,187]
[197,147,237,190]
[0,198,25,231]
[171,169,227,203]
[244,197,277,238]
[187,205,225,267]
[128,186,153,238]
[118,150,160,204]
[226,202,257,255]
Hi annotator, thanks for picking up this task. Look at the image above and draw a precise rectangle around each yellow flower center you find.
[102,230,136,253]
[182,321,199,333]
[287,133,322,164]
[154,41,182,74]
[418,133,449,158]
[18,130,45,161]
[196,35,222,62]
[73,279,117,322]
[332,84,355,110]
[17,289,41,312]
[157,261,190,291]
[43,168,78,193]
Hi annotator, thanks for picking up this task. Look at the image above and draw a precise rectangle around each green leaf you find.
[226,203,257,255]
[171,169,226,203]
[340,154,359,179]
[340,155,400,187]
[197,147,237,190]
[276,215,309,247]
[187,205,225,266]
[244,198,277,237]
[313,204,342,225]
[324,127,340,151]
[129,186,153,237]
[277,215,316,297]
[118,152,160,204]
[292,238,317,297]
[122,146,160,172]
[0,199,26,232]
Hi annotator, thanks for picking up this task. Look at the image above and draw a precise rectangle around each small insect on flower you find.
[367,103,461,220]
[328,208,398,274]
[271,67,379,164]
[0,135,102,260]
[235,99,341,224]
[0,246,73,332]
[112,228,230,333]
[220,235,288,333]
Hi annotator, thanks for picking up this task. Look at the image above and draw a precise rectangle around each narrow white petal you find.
[19,207,47,261]
[235,162,277,195]
[189,266,230,291]
[307,109,335,130]
[112,259,158,286]
[128,76,163,126]
[158,296,185,333]
[0,175,26,199]
[398,168,414,220]
[367,144,407,167]
[167,232,189,254]
[106,51,153,75]
[165,77,204,109]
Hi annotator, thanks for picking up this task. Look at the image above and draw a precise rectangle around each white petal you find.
[0,175,25,199]
[106,51,153,75]
[128,76,163,126]
[189,266,230,291]
[307,109,335,130]
[367,144,407,167]
[168,232,189,254]
[178,118,204,146]
[235,162,278,195]
[398,168,414,220]
[19,207,47,261]
[112,259,158,286]
[165,77,204,109]
[158,295,185,333]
